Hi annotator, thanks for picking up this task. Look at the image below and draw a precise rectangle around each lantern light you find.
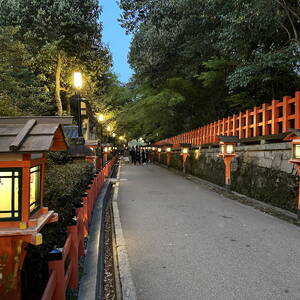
[182,148,189,154]
[152,147,156,151]
[74,72,83,89]
[166,147,171,152]
[158,148,162,152]
[294,144,300,159]
[226,144,234,154]
[112,133,116,137]
[104,147,108,152]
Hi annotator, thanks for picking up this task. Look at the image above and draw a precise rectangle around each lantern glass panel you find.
[220,144,225,154]
[182,148,188,154]
[0,169,21,220]
[294,144,300,159]
[226,144,234,154]
[166,147,171,152]
[30,166,41,214]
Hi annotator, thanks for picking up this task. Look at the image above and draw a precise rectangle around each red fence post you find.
[296,92,300,129]
[76,207,85,257]
[283,96,290,132]
[48,250,65,300]
[271,99,279,134]
[262,104,267,136]
[67,225,79,289]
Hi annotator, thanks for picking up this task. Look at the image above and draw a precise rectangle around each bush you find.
[22,160,94,300]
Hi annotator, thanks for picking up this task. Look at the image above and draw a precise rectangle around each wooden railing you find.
[41,156,117,300]
[154,92,300,146]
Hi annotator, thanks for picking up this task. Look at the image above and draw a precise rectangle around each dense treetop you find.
[114,0,300,142]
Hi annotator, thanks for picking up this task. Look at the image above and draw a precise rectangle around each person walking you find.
[142,149,146,164]
[136,146,141,165]
[130,147,137,165]
[146,149,150,163]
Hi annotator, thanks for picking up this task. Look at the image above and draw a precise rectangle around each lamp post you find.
[284,129,300,220]
[218,136,238,191]
[74,72,83,138]
[180,143,191,173]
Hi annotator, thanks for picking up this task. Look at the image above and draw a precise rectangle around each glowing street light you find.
[74,72,83,89]
[99,113,104,122]
[73,72,83,137]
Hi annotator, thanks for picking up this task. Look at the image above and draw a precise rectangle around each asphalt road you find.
[117,163,300,300]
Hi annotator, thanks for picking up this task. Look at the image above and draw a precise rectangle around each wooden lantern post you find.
[284,129,300,220]
[0,117,68,300]
[157,147,162,162]
[103,144,112,166]
[180,143,191,173]
[218,136,238,191]
[165,144,173,167]
[150,147,156,163]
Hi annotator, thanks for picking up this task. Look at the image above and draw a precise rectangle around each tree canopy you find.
[113,0,300,142]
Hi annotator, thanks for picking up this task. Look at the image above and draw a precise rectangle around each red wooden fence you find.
[154,92,300,147]
[41,156,117,300]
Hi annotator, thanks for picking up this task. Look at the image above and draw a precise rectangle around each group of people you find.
[129,146,152,165]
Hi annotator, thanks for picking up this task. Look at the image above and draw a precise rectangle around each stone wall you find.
[156,142,298,213]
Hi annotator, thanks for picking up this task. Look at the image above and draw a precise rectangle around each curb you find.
[112,162,137,300]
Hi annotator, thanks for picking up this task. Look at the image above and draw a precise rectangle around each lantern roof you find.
[218,136,239,143]
[284,129,300,141]
[180,143,191,148]
[0,117,69,153]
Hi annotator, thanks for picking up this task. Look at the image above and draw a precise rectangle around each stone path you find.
[117,163,300,300]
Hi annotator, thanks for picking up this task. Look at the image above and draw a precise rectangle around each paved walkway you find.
[117,164,300,300]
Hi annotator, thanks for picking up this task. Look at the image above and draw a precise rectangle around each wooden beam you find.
[9,119,36,151]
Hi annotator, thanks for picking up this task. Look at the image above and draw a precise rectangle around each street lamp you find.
[73,72,83,137]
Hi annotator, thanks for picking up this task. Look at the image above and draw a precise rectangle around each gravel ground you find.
[103,206,117,300]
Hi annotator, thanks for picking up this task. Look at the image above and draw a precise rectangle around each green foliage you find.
[0,26,53,115]
[0,0,111,116]
[115,0,300,141]
[21,161,94,300]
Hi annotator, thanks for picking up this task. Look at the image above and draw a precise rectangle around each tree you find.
[0,0,110,115]
[0,26,53,116]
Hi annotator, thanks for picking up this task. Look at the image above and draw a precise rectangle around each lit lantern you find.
[152,147,156,151]
[157,147,162,162]
[102,144,112,165]
[0,117,68,299]
[218,136,238,191]
[165,144,172,167]
[284,129,300,219]
[180,143,191,173]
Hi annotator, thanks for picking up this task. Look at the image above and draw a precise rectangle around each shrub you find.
[21,160,94,300]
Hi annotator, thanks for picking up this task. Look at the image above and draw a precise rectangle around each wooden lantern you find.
[0,117,68,300]
[218,136,238,191]
[180,143,191,173]
[284,129,300,220]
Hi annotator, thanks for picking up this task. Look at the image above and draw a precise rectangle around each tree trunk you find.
[55,53,63,115]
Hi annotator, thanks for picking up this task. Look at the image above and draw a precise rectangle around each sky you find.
[101,0,134,83]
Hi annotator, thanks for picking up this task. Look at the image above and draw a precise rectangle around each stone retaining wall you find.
[156,142,298,213]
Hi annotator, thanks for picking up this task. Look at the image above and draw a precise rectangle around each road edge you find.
[112,161,137,300]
